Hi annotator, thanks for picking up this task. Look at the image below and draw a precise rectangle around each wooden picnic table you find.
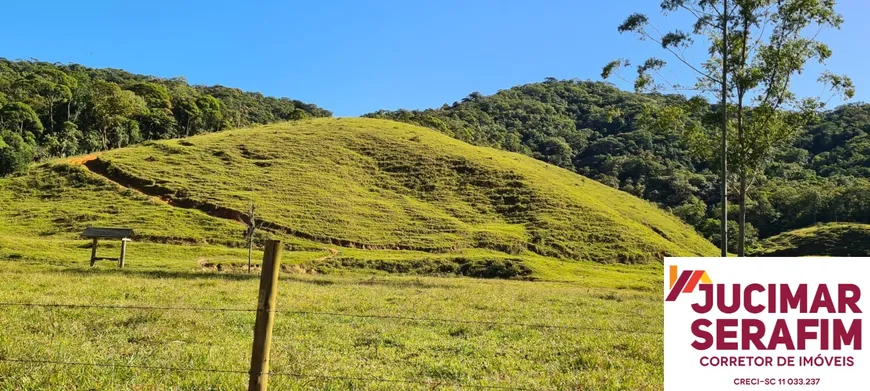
[81,227,134,268]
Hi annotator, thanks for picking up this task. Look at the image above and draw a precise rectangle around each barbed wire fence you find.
[0,240,663,390]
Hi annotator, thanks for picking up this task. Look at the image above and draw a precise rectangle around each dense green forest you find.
[0,59,330,175]
[364,79,870,249]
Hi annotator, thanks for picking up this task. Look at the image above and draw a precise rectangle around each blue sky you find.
[1,0,867,117]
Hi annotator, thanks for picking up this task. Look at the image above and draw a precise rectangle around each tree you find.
[136,108,178,140]
[43,82,72,130]
[126,82,172,110]
[66,68,91,123]
[128,82,177,140]
[603,0,853,256]
[104,115,141,148]
[289,108,308,121]
[603,2,732,256]
[673,195,707,227]
[0,102,43,137]
[534,136,574,168]
[0,129,34,176]
[55,121,82,157]
[91,81,146,149]
[37,68,77,129]
[196,95,225,133]
[172,95,201,136]
[724,2,853,256]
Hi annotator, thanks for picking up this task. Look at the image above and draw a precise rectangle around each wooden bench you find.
[81,227,134,268]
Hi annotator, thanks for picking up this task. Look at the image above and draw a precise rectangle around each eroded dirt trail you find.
[69,156,458,253]
[67,154,172,206]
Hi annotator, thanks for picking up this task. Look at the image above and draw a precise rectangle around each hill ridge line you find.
[79,157,463,253]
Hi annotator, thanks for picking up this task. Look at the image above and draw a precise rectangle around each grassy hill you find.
[80,117,715,263]
[750,223,870,257]
[365,80,870,251]
[0,117,695,389]
[1,117,715,279]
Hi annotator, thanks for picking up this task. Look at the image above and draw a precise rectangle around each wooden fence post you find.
[248,240,282,391]
[119,239,130,268]
[89,238,98,267]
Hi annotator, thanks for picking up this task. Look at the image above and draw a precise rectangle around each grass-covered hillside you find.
[1,117,715,280]
[750,223,870,257]
[0,117,684,389]
[89,118,716,262]
[365,80,870,251]
[0,113,714,390]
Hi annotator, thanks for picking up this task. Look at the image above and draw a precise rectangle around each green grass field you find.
[750,222,870,257]
[0,250,665,390]
[0,118,695,389]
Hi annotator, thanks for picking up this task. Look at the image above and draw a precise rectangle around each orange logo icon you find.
[666,265,712,301]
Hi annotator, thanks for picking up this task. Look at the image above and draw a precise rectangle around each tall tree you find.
[603,0,733,256]
[54,121,82,157]
[196,95,225,132]
[91,81,146,149]
[38,68,77,129]
[172,95,201,137]
[723,1,852,256]
[603,0,853,256]
[0,102,43,138]
[127,82,177,139]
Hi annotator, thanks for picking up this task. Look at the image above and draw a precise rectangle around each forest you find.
[0,58,331,175]
[364,79,870,250]
[2,57,867,251]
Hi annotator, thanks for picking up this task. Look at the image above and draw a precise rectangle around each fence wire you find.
[280,309,662,335]
[0,357,246,374]
[0,302,256,312]
[0,357,549,391]
[0,299,661,389]
[0,302,662,335]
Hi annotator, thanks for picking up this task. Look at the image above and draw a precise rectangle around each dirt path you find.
[70,157,455,253]
[66,154,99,166]
[68,154,172,206]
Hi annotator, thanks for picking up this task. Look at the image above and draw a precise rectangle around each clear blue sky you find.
[2,0,867,117]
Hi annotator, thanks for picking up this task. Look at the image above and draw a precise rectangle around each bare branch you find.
[653,69,680,91]
[748,14,771,54]
[651,87,706,94]
[679,4,717,29]
[639,30,722,84]
[704,1,724,18]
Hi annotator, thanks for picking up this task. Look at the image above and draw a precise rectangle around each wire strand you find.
[0,302,255,312]
[279,309,662,335]
[0,358,548,390]
[0,357,246,374]
[0,302,661,335]
[267,370,549,390]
